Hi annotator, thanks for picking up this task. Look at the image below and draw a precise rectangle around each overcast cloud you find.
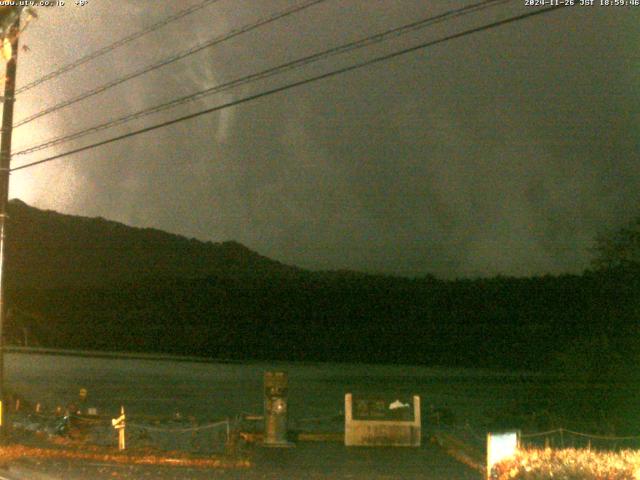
[7,0,639,278]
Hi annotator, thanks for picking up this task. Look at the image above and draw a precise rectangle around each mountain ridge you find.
[5,199,302,289]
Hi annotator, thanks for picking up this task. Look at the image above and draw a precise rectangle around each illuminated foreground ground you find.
[2,442,477,479]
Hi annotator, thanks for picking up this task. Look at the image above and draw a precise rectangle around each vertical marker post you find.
[119,421,126,451]
[112,406,126,451]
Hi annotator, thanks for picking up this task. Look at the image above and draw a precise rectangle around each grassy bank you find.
[492,448,640,479]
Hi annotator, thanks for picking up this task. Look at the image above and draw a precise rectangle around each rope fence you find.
[12,408,236,455]
[519,427,640,452]
[12,402,345,455]
[128,419,230,434]
[434,421,640,455]
[521,428,640,441]
[11,387,640,459]
[125,419,232,454]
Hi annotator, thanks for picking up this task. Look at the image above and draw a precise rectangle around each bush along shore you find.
[492,448,640,479]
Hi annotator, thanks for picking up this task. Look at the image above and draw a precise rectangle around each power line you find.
[13,0,328,128]
[14,0,507,156]
[15,0,221,95]
[11,5,566,173]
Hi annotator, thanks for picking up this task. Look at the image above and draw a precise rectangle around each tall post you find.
[0,10,20,439]
[263,371,292,447]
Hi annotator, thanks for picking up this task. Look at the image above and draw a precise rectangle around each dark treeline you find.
[7,268,639,373]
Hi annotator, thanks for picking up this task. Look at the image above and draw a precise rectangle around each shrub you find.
[492,448,640,479]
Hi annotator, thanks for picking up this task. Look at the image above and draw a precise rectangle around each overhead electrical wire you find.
[11,4,566,173]
[15,0,222,95]
[14,0,508,156]
[13,0,328,128]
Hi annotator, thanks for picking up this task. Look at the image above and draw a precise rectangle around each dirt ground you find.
[2,442,480,480]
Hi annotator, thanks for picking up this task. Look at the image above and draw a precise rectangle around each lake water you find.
[5,350,536,430]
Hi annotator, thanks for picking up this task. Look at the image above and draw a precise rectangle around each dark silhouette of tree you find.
[592,217,640,271]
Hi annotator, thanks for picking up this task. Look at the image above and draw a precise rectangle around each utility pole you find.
[0,8,20,440]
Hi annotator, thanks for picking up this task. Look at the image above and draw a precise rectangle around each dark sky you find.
[7,0,639,278]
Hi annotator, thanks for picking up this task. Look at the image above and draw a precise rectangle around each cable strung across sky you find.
[13,0,328,128]
[15,0,221,95]
[11,4,566,173]
[14,0,509,157]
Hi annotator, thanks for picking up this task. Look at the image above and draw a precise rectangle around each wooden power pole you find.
[0,7,20,440]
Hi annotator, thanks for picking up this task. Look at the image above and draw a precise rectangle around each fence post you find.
[119,421,126,451]
[190,416,197,450]
[112,406,126,451]
[225,417,240,455]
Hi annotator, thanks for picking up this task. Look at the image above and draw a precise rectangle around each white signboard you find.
[486,431,519,478]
